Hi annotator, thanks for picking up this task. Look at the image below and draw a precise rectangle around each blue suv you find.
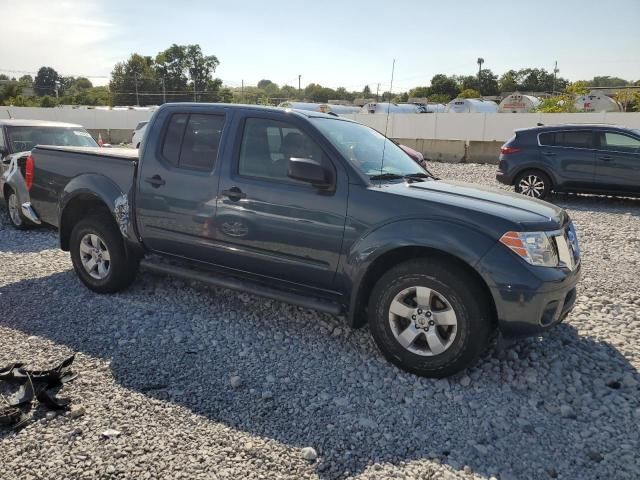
[496,124,640,199]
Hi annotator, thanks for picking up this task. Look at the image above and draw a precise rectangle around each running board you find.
[140,259,343,316]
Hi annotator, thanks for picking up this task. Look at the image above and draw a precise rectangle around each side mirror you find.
[287,157,333,189]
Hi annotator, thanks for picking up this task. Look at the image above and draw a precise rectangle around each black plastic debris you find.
[0,355,77,430]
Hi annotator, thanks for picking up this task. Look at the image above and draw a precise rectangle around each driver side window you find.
[238,118,327,183]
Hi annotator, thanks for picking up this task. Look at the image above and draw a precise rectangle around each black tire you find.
[368,259,492,378]
[5,188,32,230]
[69,214,139,293]
[514,169,552,200]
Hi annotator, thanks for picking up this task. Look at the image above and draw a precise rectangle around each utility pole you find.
[54,80,60,99]
[477,57,484,95]
[376,83,380,101]
[298,75,301,98]
[241,79,244,104]
[134,74,139,106]
[552,61,559,94]
[193,78,197,102]
[161,77,166,104]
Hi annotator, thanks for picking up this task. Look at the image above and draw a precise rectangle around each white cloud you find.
[0,0,117,85]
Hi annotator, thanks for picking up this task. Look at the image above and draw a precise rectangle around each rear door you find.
[136,107,228,258]
[538,129,595,188]
[213,111,348,291]
[594,130,640,193]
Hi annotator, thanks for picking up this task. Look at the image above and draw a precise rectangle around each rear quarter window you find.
[538,132,555,146]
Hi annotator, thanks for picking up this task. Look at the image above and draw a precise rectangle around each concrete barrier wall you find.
[4,107,640,163]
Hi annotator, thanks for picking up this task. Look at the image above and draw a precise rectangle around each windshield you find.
[310,118,425,178]
[6,126,98,152]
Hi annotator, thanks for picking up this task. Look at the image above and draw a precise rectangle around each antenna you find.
[378,59,396,184]
[6,109,12,119]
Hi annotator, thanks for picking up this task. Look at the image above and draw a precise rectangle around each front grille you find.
[551,223,580,270]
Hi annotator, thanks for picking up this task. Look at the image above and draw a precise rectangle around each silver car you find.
[0,119,98,229]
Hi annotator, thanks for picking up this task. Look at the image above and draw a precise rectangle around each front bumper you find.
[478,242,581,338]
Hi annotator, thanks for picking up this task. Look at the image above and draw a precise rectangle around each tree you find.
[427,93,451,104]
[257,79,274,89]
[428,74,459,100]
[534,94,576,113]
[362,85,371,96]
[18,75,33,86]
[589,76,629,87]
[185,44,220,101]
[408,86,430,98]
[458,88,481,98]
[40,95,57,108]
[34,67,61,96]
[566,81,589,95]
[110,54,158,105]
[498,70,519,92]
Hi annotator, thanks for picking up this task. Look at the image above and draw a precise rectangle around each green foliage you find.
[40,95,57,108]
[427,93,450,104]
[34,66,61,96]
[498,68,568,93]
[429,74,460,99]
[566,81,589,95]
[362,85,371,96]
[589,76,629,87]
[534,95,577,113]
[458,88,481,99]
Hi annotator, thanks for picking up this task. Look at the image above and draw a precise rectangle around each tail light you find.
[500,146,521,155]
[25,155,34,190]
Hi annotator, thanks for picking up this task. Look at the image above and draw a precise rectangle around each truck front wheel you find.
[368,259,491,378]
[69,214,139,293]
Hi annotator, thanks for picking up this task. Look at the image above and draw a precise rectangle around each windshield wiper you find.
[369,173,405,180]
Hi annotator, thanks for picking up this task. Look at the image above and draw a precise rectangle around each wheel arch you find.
[345,220,499,329]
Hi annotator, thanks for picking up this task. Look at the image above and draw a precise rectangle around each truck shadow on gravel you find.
[1,271,639,480]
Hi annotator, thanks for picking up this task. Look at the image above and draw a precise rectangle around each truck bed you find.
[29,146,138,229]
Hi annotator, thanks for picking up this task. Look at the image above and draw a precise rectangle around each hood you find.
[385,179,567,231]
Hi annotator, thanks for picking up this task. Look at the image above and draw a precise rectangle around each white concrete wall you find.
[0,107,153,130]
[344,112,640,142]
[2,107,640,142]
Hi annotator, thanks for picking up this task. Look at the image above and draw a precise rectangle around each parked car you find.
[0,119,98,229]
[26,104,580,377]
[132,121,148,148]
[497,124,640,199]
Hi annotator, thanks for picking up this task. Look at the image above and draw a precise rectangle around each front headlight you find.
[500,231,558,267]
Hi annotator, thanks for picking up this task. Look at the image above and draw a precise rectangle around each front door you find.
[213,113,348,291]
[136,109,227,259]
[594,130,640,193]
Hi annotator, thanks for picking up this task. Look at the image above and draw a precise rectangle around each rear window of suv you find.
[539,130,592,149]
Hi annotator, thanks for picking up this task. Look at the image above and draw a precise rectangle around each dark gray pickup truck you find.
[27,103,581,377]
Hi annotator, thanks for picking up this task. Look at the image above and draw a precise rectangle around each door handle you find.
[542,151,556,157]
[222,187,247,201]
[145,175,166,188]
[599,156,612,161]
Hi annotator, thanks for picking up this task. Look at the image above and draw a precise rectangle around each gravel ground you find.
[1,163,639,480]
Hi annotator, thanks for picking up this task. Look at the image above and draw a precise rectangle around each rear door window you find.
[161,113,225,171]
[161,114,188,166]
[553,131,593,149]
[538,132,555,146]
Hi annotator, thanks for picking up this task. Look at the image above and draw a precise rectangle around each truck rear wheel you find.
[368,259,491,378]
[69,214,139,293]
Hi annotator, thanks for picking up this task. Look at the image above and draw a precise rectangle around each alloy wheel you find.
[7,193,22,227]
[388,286,458,356]
[518,175,545,198]
[79,233,111,280]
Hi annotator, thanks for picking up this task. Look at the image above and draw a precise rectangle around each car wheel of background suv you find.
[514,170,551,200]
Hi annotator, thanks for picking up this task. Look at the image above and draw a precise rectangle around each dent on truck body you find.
[113,193,130,238]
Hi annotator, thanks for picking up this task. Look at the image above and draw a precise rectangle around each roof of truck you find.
[160,102,353,120]
[0,119,84,128]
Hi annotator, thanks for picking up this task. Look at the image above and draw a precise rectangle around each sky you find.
[1,0,639,92]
